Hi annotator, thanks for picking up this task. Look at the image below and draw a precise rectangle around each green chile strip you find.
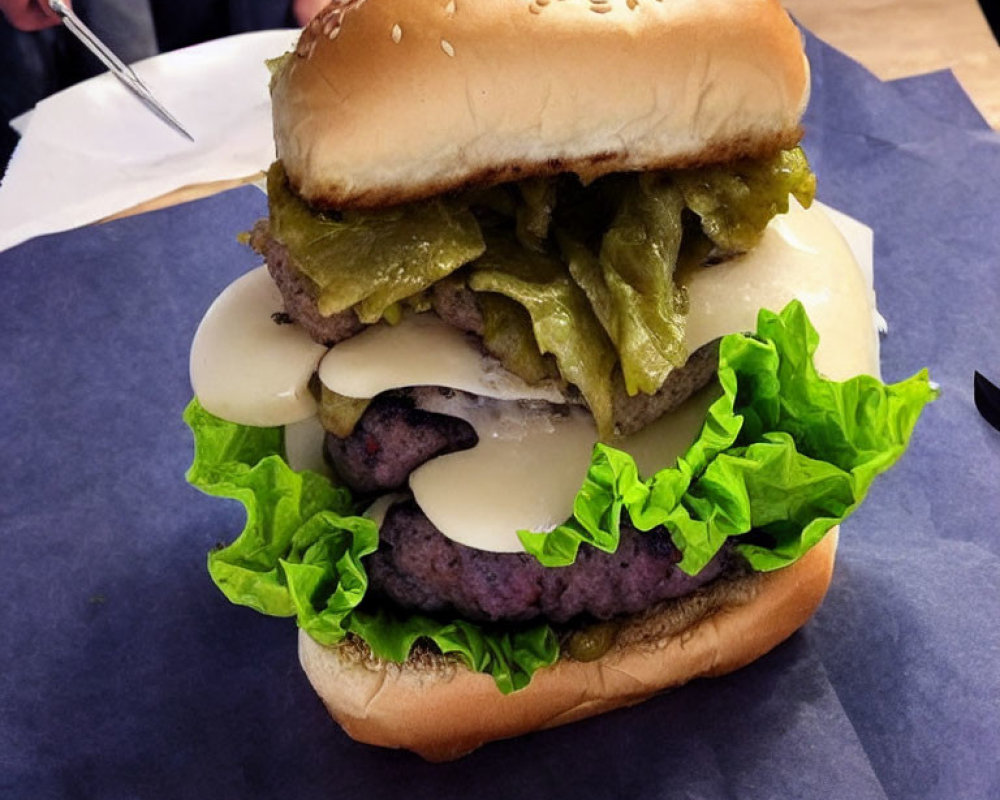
[267,162,485,323]
[267,149,817,429]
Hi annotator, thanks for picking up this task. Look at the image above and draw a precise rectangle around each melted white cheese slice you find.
[317,312,565,402]
[684,199,879,381]
[190,265,327,426]
[409,395,598,552]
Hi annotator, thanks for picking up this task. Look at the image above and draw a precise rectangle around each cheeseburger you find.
[185,0,935,761]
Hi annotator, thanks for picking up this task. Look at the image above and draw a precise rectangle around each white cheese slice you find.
[190,265,327,426]
[283,414,331,477]
[683,199,880,381]
[409,395,597,552]
[815,200,886,337]
[317,312,564,403]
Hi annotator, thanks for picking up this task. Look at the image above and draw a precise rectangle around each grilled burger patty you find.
[321,388,736,625]
[366,499,735,625]
[324,392,478,494]
[251,219,363,346]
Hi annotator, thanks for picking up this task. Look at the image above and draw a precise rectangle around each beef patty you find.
[365,499,734,624]
[322,388,734,625]
[324,392,477,494]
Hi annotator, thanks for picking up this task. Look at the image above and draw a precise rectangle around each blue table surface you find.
[1,30,998,800]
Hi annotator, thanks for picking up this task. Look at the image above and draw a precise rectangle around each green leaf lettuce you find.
[518,302,937,574]
[185,301,935,692]
[184,400,559,693]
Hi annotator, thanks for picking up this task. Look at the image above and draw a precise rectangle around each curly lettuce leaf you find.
[518,301,937,574]
[184,399,558,693]
[348,608,557,694]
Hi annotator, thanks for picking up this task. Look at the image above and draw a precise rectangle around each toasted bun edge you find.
[272,0,810,209]
[298,527,838,761]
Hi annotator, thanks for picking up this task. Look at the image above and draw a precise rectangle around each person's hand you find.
[0,0,64,31]
[292,0,328,26]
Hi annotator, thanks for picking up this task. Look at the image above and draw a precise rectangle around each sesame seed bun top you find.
[270,0,811,210]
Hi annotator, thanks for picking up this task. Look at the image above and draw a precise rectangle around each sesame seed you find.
[441,38,455,57]
[391,23,402,43]
[529,2,541,12]
[445,0,456,14]
[589,3,612,12]
[627,0,638,8]
[296,36,316,58]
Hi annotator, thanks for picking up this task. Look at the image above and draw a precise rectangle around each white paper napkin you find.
[0,29,299,253]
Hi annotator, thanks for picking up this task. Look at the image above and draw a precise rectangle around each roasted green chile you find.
[673,146,816,254]
[567,621,619,662]
[267,163,485,324]
[267,149,817,437]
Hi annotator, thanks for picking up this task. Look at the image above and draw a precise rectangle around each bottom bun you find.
[298,528,838,761]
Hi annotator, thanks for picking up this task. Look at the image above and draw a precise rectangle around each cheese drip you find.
[190,266,327,427]
[409,395,598,552]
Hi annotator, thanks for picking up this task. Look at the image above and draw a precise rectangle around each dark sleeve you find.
[227,0,297,33]
[151,0,295,53]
